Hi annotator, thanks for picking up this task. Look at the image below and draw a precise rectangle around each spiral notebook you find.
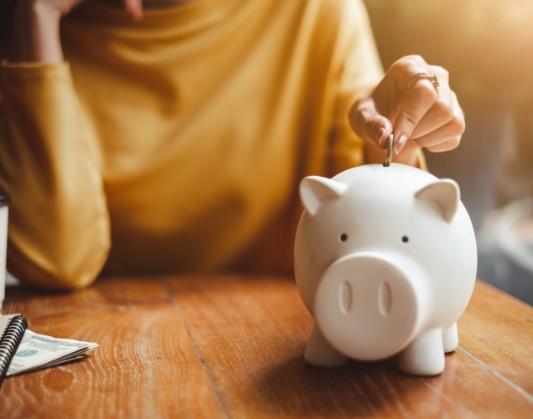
[0,314,28,388]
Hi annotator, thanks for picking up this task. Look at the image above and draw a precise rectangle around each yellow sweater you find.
[0,0,382,289]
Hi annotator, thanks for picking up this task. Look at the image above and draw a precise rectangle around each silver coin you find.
[383,134,393,167]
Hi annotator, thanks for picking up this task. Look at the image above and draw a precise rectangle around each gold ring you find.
[408,72,439,90]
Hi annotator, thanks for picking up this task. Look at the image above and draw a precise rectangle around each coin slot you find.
[378,282,392,316]
[339,280,352,314]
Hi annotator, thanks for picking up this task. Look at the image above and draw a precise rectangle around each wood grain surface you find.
[1,276,533,419]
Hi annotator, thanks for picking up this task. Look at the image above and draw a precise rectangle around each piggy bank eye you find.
[402,236,409,243]
[340,233,348,242]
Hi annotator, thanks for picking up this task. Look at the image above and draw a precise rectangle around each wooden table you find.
[1,275,533,418]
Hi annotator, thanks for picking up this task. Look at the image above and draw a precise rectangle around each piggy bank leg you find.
[442,323,458,353]
[398,328,445,376]
[304,324,348,368]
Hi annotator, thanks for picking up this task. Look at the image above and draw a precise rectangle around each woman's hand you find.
[349,55,465,166]
[10,0,143,63]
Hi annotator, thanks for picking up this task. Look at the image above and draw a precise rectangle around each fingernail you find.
[376,127,386,148]
[394,134,408,154]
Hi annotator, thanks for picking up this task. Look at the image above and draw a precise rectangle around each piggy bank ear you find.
[415,179,460,223]
[300,176,347,217]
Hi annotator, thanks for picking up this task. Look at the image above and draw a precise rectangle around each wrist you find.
[10,1,63,63]
[14,0,62,23]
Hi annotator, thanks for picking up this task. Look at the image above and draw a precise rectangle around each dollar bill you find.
[7,330,98,376]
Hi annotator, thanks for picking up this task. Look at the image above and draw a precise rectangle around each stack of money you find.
[7,330,98,376]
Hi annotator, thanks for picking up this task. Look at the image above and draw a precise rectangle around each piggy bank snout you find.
[314,253,426,361]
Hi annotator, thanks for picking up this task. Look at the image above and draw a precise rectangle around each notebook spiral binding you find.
[0,315,28,388]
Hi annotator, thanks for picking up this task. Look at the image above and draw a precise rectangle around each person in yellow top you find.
[0,0,465,289]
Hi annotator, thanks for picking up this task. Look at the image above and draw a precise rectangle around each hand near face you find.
[10,0,143,63]
[16,0,142,19]
[349,55,465,162]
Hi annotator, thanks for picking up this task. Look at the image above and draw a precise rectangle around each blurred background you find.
[363,0,533,304]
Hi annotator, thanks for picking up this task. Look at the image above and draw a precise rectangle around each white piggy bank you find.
[294,163,477,376]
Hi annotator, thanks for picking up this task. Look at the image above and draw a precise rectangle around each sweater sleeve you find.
[327,0,384,175]
[0,61,110,289]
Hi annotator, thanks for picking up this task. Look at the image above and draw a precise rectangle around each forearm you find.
[9,0,63,63]
[1,62,110,289]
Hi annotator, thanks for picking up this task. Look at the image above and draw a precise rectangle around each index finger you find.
[393,78,438,154]
[122,0,143,21]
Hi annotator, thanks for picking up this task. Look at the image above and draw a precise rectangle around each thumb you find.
[349,99,393,149]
